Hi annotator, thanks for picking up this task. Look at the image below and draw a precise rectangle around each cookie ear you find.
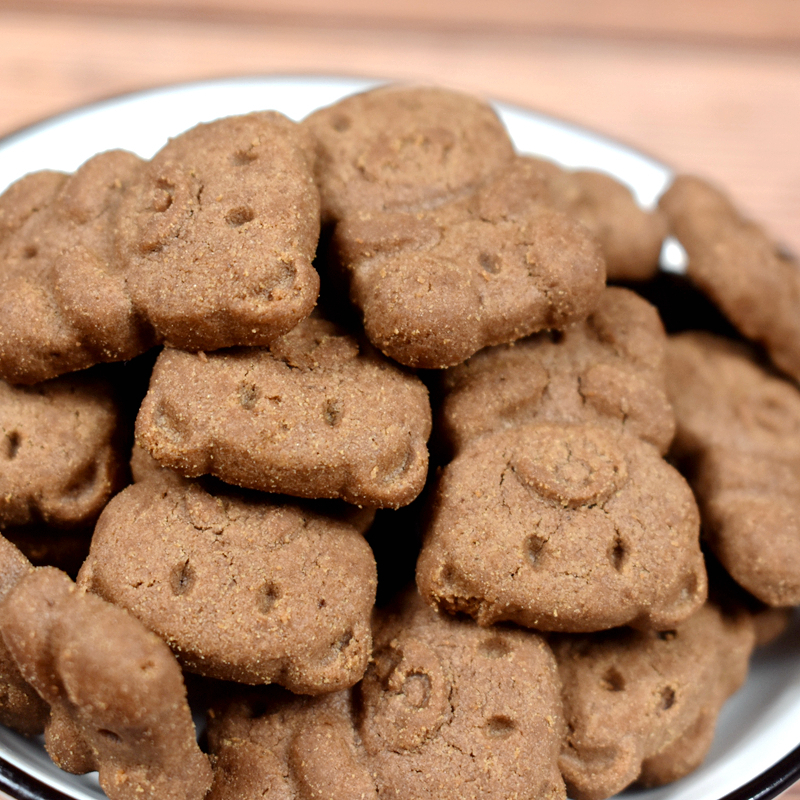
[559,737,643,800]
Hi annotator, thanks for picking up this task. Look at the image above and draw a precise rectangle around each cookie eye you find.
[479,252,501,274]
[64,460,99,501]
[601,667,625,692]
[225,206,255,227]
[323,399,342,427]
[238,382,260,410]
[170,560,195,596]
[660,686,676,711]
[610,537,626,571]
[479,636,512,659]
[330,115,351,132]
[484,715,517,738]
[230,149,258,166]
[2,430,20,459]
[258,583,279,614]
[525,533,547,566]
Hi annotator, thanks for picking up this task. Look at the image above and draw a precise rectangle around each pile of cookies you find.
[0,82,798,800]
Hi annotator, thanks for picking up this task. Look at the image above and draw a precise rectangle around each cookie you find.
[0,371,125,529]
[329,155,605,368]
[0,112,321,385]
[553,602,755,800]
[524,156,667,281]
[0,151,152,384]
[0,535,48,736]
[417,423,706,632]
[659,174,800,383]
[116,111,321,352]
[665,331,800,606]
[205,589,566,800]
[0,566,212,800]
[303,83,517,222]
[78,472,377,694]
[358,589,566,800]
[439,286,675,456]
[136,313,432,508]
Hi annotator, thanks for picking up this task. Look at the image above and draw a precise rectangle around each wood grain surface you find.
[0,2,798,799]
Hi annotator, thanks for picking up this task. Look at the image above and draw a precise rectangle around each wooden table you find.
[0,1,798,799]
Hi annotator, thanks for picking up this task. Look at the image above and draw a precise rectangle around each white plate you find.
[0,75,797,800]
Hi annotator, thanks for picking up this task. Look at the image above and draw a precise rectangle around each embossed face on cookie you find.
[417,423,706,632]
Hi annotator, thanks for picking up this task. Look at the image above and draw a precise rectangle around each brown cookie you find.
[659,174,800,383]
[303,83,517,222]
[206,589,566,800]
[329,155,605,368]
[358,589,566,800]
[0,151,152,384]
[439,286,675,456]
[0,566,212,800]
[136,313,432,508]
[206,687,375,800]
[665,331,800,606]
[78,472,377,694]
[0,372,125,529]
[117,111,320,352]
[553,602,755,800]
[525,156,667,282]
[417,423,706,632]
[0,535,48,736]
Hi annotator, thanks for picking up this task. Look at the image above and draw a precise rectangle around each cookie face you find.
[302,84,517,221]
[553,603,755,800]
[659,174,800,383]
[0,535,48,736]
[417,423,706,632]
[666,331,800,606]
[78,475,377,694]
[0,567,212,800]
[206,589,567,800]
[439,286,675,456]
[136,314,432,508]
[0,152,151,384]
[357,590,567,800]
[117,111,321,351]
[0,372,125,528]
[332,157,605,368]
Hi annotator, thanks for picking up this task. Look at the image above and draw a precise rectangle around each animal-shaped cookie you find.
[78,470,377,694]
[553,602,755,799]
[438,286,675,457]
[0,371,125,529]
[659,174,800,383]
[136,313,432,508]
[666,331,800,606]
[0,567,212,800]
[417,423,706,632]
[305,86,605,368]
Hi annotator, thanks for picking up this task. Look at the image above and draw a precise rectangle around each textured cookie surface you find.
[666,331,800,605]
[78,473,377,693]
[0,567,211,800]
[417,423,706,632]
[553,602,755,800]
[524,156,666,282]
[330,156,605,368]
[206,589,566,800]
[303,83,516,221]
[358,590,566,800]
[117,111,320,351]
[136,314,432,508]
[439,286,675,456]
[0,372,124,528]
[0,535,48,736]
[659,174,800,382]
[0,152,151,384]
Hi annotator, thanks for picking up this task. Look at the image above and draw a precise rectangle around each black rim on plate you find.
[0,76,798,800]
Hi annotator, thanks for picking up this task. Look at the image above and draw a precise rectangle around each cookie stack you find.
[0,83,798,800]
